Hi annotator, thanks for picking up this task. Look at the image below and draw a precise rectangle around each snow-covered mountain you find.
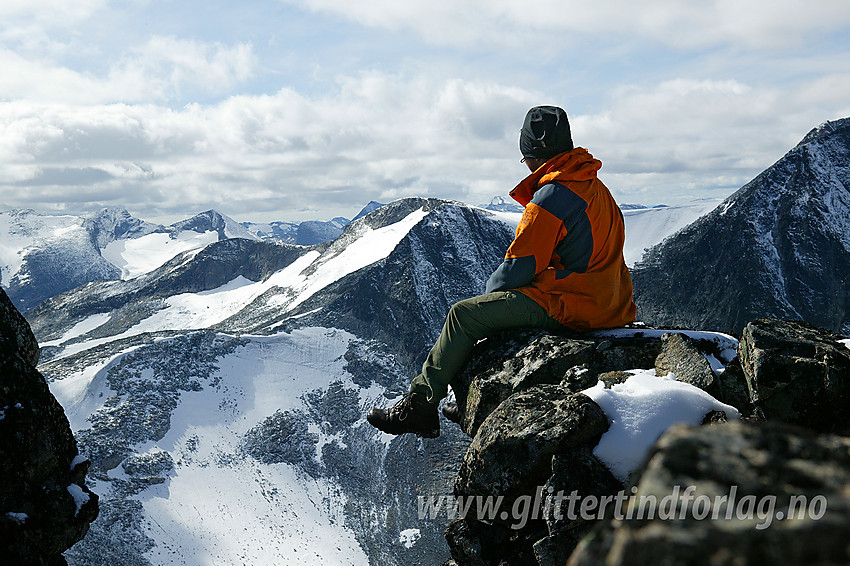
[31,198,515,565]
[241,217,350,246]
[632,117,850,334]
[0,208,258,311]
[481,195,524,213]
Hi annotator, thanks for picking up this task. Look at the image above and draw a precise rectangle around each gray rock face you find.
[738,318,850,433]
[449,387,617,565]
[654,332,718,394]
[7,229,122,313]
[632,117,850,335]
[1,286,39,367]
[567,420,850,566]
[0,287,98,564]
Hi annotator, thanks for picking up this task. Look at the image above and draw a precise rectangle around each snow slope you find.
[101,231,220,280]
[51,327,374,566]
[621,199,724,266]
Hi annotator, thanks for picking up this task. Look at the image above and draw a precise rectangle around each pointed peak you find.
[352,201,386,222]
[796,116,850,148]
[171,210,257,241]
[481,196,523,213]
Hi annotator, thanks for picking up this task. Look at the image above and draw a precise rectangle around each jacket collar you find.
[509,147,602,207]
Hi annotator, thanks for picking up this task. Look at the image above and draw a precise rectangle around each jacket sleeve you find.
[485,199,566,293]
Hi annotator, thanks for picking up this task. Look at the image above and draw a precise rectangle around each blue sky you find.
[2,0,849,223]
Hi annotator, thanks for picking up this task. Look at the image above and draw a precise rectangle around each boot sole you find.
[367,414,440,438]
[416,428,440,439]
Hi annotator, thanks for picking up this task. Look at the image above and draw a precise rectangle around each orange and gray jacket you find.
[486,147,637,330]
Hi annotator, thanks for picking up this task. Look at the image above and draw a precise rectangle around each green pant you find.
[410,290,565,404]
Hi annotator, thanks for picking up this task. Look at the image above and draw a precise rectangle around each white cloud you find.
[0,0,107,26]
[0,38,256,104]
[0,75,541,221]
[572,76,842,202]
[114,37,257,100]
[1,0,848,222]
[279,0,850,50]
[3,67,844,222]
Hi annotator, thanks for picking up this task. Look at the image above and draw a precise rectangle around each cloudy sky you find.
[2,0,849,223]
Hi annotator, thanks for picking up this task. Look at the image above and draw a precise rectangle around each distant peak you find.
[171,210,257,241]
[481,196,523,213]
[352,201,386,222]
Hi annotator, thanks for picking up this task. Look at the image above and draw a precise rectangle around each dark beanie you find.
[519,106,574,161]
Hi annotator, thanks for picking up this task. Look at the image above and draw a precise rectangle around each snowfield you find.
[102,231,220,280]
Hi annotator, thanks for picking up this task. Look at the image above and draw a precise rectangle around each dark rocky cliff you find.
[441,319,850,566]
[0,287,99,564]
[631,117,850,335]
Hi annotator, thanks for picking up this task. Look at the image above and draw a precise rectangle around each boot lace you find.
[389,393,416,422]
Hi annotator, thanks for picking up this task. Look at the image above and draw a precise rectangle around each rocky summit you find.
[441,318,850,566]
[0,287,98,565]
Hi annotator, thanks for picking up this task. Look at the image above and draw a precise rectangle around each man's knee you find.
[447,296,481,326]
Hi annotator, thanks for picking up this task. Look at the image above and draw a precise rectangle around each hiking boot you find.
[367,392,440,438]
[441,402,461,425]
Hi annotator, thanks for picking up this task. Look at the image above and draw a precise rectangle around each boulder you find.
[0,287,99,564]
[654,333,718,394]
[445,319,850,565]
[738,318,850,433]
[455,388,609,508]
[532,450,622,566]
[450,386,612,565]
[1,286,39,367]
[451,330,661,437]
[567,420,850,566]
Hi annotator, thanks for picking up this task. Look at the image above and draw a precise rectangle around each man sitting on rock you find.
[367,105,637,438]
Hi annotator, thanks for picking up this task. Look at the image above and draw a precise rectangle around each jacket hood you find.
[510,148,602,207]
